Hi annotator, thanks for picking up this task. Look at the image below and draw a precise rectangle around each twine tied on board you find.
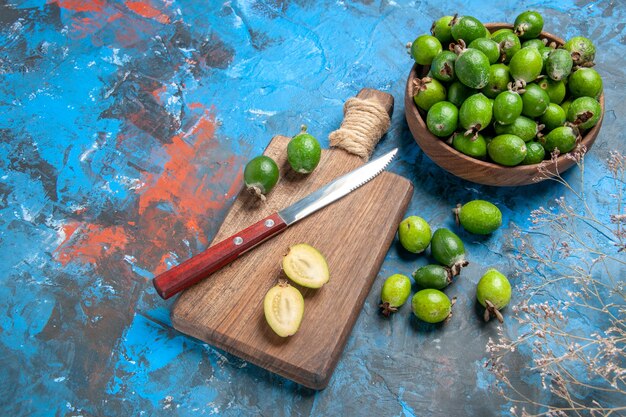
[329,97,391,160]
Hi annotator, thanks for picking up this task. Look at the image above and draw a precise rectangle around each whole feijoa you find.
[494,115,539,142]
[545,48,573,81]
[460,93,492,136]
[411,34,443,65]
[521,141,546,164]
[476,269,512,322]
[491,29,521,63]
[482,64,511,99]
[431,15,455,44]
[488,134,527,166]
[413,77,447,111]
[540,125,579,154]
[455,48,491,89]
[244,155,279,198]
[453,200,502,235]
[468,38,501,64]
[412,289,453,324]
[537,78,566,104]
[510,47,543,82]
[452,132,488,160]
[451,15,487,45]
[427,101,459,137]
[431,228,468,273]
[448,81,474,107]
[398,215,432,254]
[521,38,546,49]
[430,51,457,83]
[521,83,550,117]
[540,103,566,132]
[564,36,596,66]
[514,10,544,39]
[287,126,321,174]
[568,68,603,99]
[493,91,523,125]
[566,97,602,130]
[379,274,412,317]
[413,264,454,290]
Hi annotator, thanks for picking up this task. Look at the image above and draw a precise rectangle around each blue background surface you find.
[1,0,624,415]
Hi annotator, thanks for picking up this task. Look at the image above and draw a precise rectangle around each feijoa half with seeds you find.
[264,280,304,337]
[282,244,329,289]
[379,274,411,317]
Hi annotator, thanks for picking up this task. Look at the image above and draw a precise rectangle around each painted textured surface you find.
[0,0,623,415]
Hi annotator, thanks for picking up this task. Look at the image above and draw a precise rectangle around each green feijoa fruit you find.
[537,78,566,104]
[282,244,330,288]
[482,64,511,99]
[522,141,546,164]
[546,48,573,81]
[493,91,523,125]
[564,36,596,66]
[453,200,502,235]
[468,38,500,64]
[477,269,511,322]
[494,115,539,142]
[451,15,487,45]
[567,96,602,130]
[452,132,488,160]
[413,77,447,111]
[561,99,572,115]
[287,126,321,174]
[491,30,521,63]
[413,264,454,290]
[460,93,492,135]
[448,81,474,107]
[430,51,457,82]
[244,155,279,198]
[568,68,603,99]
[412,289,453,324]
[540,125,579,154]
[431,15,454,45]
[398,215,432,253]
[427,101,459,137]
[521,38,546,49]
[540,103,566,132]
[538,46,554,69]
[411,34,443,65]
[264,281,304,337]
[379,274,411,316]
[510,47,543,82]
[488,134,527,166]
[514,10,544,40]
[431,228,468,272]
[521,83,550,117]
[455,48,491,89]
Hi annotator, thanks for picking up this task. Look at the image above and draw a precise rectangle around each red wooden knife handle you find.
[153,212,287,299]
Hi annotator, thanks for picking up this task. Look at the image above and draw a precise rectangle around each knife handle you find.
[153,212,287,299]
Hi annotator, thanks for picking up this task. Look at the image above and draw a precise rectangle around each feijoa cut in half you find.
[282,243,330,289]
[264,280,304,337]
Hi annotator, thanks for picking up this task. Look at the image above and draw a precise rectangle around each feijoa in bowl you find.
[404,23,604,186]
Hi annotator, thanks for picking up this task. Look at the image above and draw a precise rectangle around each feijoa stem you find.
[379,301,398,317]
[484,299,504,323]
[247,185,267,201]
[450,259,469,277]
[453,204,461,226]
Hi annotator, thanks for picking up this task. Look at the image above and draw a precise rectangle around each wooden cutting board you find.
[172,117,413,391]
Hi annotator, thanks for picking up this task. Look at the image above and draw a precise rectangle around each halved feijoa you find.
[282,243,330,289]
[264,280,304,337]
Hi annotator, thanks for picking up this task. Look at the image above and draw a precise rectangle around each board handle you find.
[153,213,287,299]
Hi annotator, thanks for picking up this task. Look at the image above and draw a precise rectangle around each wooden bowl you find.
[404,23,604,186]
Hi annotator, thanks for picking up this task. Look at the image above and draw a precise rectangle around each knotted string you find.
[329,97,391,160]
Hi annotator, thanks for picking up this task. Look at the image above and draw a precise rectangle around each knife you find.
[153,147,398,299]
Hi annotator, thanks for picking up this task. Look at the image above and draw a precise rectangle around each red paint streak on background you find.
[125,1,170,24]
[56,224,129,266]
[52,0,106,12]
[55,108,244,275]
